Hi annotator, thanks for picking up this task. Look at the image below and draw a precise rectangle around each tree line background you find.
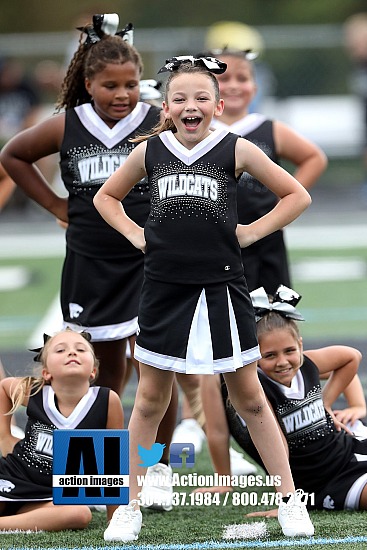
[0,0,366,32]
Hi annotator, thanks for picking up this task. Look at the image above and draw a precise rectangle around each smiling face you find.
[258,328,303,387]
[42,331,97,383]
[85,61,140,127]
[215,54,257,120]
[163,72,224,149]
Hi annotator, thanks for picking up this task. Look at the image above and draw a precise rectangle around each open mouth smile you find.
[182,116,202,129]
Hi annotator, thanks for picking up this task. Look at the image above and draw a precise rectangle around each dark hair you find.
[256,311,301,343]
[132,63,220,143]
[56,33,143,111]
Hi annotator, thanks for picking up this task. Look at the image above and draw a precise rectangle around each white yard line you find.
[1,224,367,259]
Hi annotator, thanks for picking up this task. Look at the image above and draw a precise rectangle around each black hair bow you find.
[158,56,227,75]
[250,285,305,322]
[78,14,134,45]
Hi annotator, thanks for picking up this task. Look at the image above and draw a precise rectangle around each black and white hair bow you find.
[78,14,134,45]
[250,285,305,322]
[198,48,258,61]
[139,79,162,101]
[158,56,227,75]
[29,330,92,362]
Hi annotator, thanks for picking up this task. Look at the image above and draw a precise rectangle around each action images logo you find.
[53,429,129,505]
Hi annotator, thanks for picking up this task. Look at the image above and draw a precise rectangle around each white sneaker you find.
[278,490,314,537]
[104,500,142,542]
[171,418,206,454]
[229,447,258,475]
[349,419,367,440]
[140,463,173,511]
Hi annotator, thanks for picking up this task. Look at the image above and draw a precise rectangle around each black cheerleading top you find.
[222,355,356,495]
[0,386,110,501]
[212,113,279,223]
[60,102,160,259]
[144,129,244,284]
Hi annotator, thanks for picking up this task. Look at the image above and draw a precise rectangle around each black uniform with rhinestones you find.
[0,386,109,501]
[60,102,161,259]
[222,355,355,495]
[144,129,243,284]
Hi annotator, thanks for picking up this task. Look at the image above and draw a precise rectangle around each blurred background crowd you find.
[1,0,367,207]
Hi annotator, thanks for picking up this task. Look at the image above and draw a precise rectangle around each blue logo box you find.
[53,429,129,505]
[169,442,195,468]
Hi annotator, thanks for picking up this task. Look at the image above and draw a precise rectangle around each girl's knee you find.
[230,387,266,416]
[65,506,92,529]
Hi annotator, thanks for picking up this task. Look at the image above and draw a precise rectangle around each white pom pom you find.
[222,521,267,540]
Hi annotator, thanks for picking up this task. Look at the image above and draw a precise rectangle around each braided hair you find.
[56,29,143,111]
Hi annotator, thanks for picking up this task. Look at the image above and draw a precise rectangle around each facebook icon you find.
[169,443,195,468]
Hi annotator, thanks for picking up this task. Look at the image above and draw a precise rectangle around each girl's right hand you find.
[51,197,69,225]
[236,224,255,248]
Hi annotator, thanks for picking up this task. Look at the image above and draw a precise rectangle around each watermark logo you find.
[138,442,165,467]
[169,443,195,468]
[53,429,129,505]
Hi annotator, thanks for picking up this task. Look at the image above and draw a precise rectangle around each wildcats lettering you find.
[78,154,127,183]
[282,398,326,434]
[36,431,53,457]
[157,174,218,201]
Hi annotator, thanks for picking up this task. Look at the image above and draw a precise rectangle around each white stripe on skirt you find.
[134,287,261,374]
[186,289,213,374]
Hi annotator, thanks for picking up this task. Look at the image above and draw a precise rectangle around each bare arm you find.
[0,378,29,456]
[234,138,312,248]
[319,370,366,425]
[305,346,362,416]
[0,164,16,211]
[93,142,148,252]
[333,375,367,425]
[0,115,68,222]
[106,390,124,429]
[274,121,328,190]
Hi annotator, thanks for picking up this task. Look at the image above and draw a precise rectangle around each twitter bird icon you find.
[138,443,166,467]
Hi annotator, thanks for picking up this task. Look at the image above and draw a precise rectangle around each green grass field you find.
[1,445,367,550]
[289,247,367,340]
[0,256,63,350]
[1,245,367,351]
[0,245,367,549]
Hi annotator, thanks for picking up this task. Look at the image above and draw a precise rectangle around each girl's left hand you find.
[333,406,365,426]
[128,227,146,253]
[236,224,255,248]
[326,408,353,434]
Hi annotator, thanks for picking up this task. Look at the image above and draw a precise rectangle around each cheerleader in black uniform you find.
[95,57,314,541]
[210,48,327,295]
[201,285,367,516]
[0,14,160,396]
[0,328,123,531]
